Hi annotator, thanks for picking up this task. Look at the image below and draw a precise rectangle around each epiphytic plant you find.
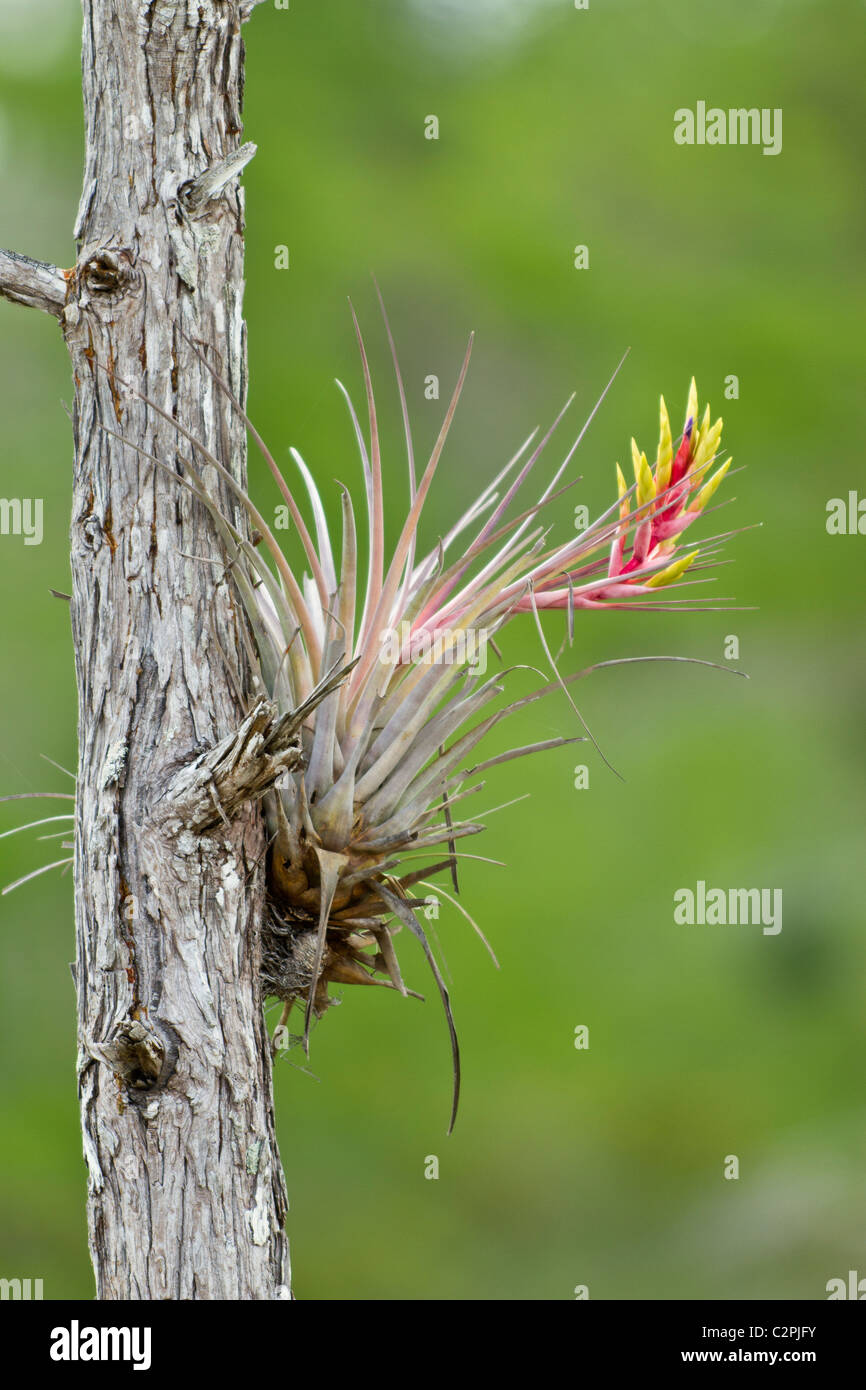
[3,295,744,1132]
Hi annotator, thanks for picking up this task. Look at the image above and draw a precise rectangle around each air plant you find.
[2,296,745,1132]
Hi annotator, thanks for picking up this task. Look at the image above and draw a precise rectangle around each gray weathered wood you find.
[0,249,67,317]
[3,1,292,1299]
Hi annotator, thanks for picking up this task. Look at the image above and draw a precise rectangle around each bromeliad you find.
[2,297,745,1131]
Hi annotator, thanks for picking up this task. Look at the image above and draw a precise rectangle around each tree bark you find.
[3,1,291,1299]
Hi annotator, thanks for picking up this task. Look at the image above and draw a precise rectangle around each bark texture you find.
[0,249,68,317]
[57,0,290,1299]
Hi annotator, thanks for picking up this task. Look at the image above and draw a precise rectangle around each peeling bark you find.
[4,0,291,1299]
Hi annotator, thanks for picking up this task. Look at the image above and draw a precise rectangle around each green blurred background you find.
[1,0,864,1300]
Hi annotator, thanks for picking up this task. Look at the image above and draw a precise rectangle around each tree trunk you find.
[1,0,290,1299]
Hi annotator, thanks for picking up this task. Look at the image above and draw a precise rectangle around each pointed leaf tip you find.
[645,548,699,588]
